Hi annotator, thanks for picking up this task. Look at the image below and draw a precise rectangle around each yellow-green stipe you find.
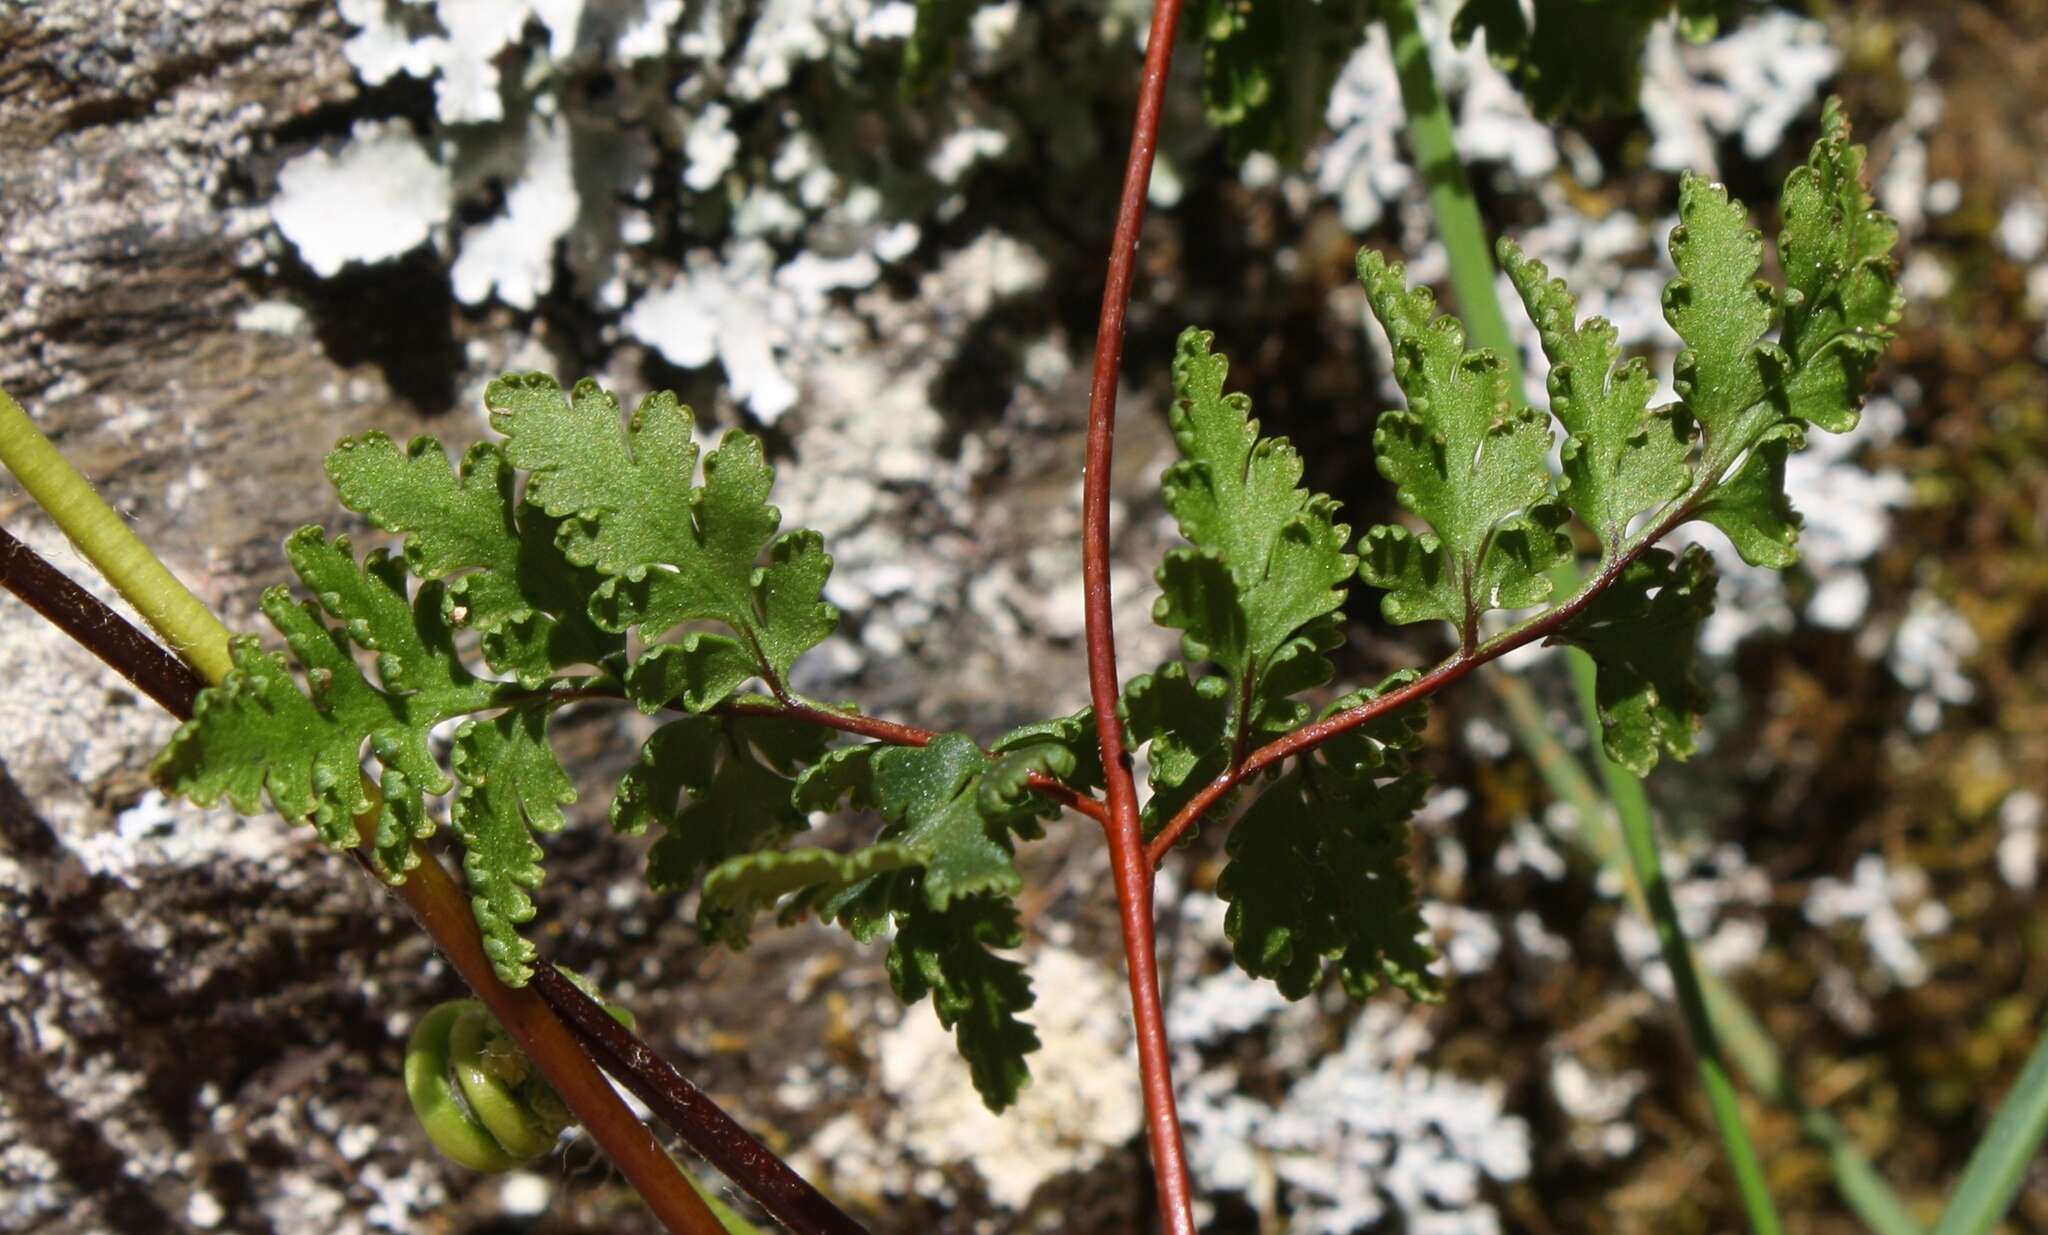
[0,384,233,684]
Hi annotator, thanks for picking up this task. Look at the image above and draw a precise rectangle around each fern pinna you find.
[153,102,1896,1114]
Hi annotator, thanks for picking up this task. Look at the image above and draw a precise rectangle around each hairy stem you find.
[1080,0,1196,1228]
[1570,653,1785,1235]
[0,384,235,684]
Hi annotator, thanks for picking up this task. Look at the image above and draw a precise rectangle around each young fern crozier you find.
[149,102,1897,1168]
[404,973,638,1173]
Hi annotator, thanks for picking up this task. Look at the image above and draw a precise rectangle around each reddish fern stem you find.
[1146,492,1707,865]
[1020,774,1111,825]
[1080,0,1196,1229]
[761,697,939,745]
[788,700,1114,824]
[764,698,1110,823]
[532,687,1110,823]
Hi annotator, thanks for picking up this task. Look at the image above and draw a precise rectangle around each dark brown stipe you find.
[531,964,872,1235]
[0,523,206,720]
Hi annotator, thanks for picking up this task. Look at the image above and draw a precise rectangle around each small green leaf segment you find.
[149,105,1897,1130]
[1129,328,1441,998]
[733,714,1102,1110]
[325,433,621,685]
[1356,247,1572,638]
[152,529,514,877]
[1498,243,1688,551]
[1215,674,1438,1001]
[1195,0,1373,162]
[488,375,837,688]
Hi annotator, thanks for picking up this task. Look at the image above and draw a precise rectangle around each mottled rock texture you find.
[2,7,482,1232]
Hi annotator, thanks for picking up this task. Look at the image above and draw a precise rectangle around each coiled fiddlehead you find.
[406,990,635,1172]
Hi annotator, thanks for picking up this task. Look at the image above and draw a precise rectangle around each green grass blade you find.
[1495,671,1925,1235]
[1707,961,1926,1235]
[682,1165,771,1235]
[1380,0,1525,393]
[1931,1028,2048,1235]
[1569,647,1783,1235]
[0,383,235,684]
